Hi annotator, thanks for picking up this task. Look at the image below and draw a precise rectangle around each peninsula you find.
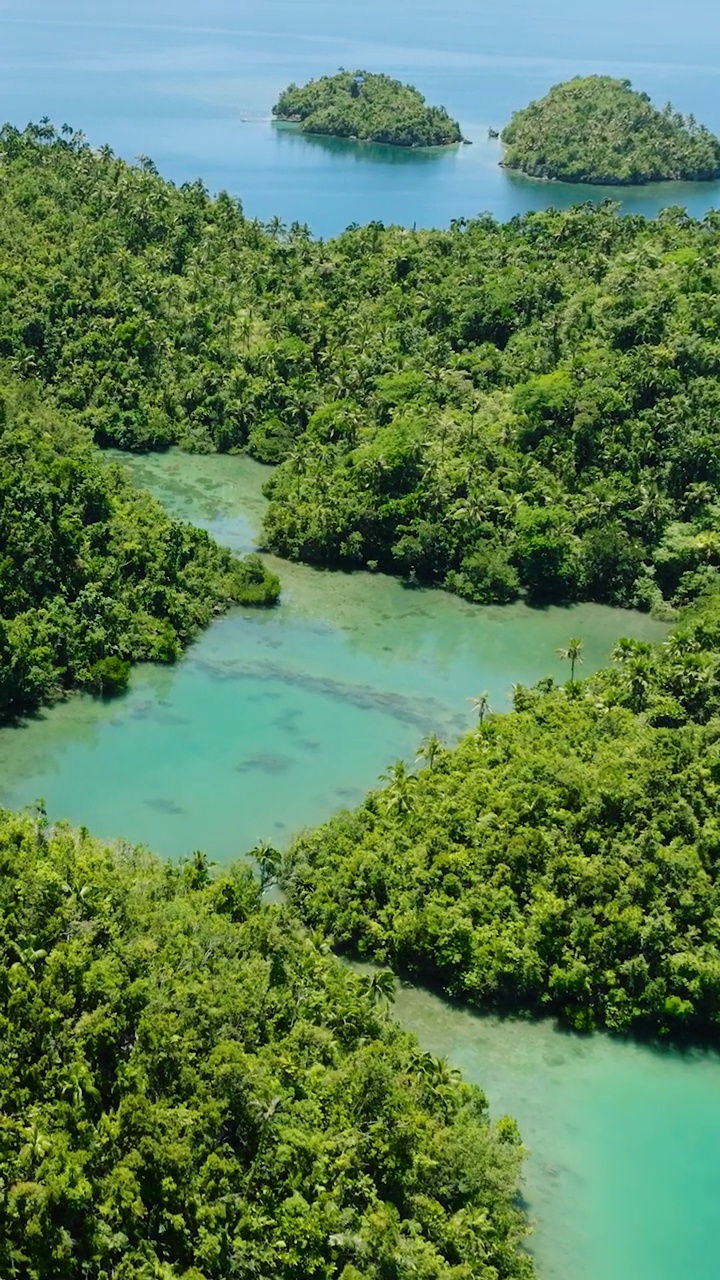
[501,76,720,184]
[272,69,463,148]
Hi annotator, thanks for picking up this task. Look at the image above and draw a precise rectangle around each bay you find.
[0,451,666,860]
[1,0,720,236]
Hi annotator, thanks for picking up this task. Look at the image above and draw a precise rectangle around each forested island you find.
[6,124,720,616]
[501,76,720,184]
[272,71,463,148]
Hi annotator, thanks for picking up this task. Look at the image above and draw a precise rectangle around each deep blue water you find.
[1,0,720,235]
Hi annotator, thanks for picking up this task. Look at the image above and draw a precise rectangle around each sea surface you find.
[3,5,720,1278]
[1,0,720,235]
[0,451,666,860]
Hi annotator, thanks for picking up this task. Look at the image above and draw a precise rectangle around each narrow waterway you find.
[0,451,666,859]
[0,450,716,1280]
[391,981,720,1280]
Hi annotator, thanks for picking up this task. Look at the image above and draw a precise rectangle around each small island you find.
[272,69,463,148]
[501,76,720,185]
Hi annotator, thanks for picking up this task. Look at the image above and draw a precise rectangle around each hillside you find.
[272,70,463,147]
[500,77,720,184]
[0,810,533,1279]
[282,593,720,1039]
[0,381,279,722]
[6,126,720,611]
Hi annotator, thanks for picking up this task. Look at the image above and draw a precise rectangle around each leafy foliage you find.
[0,811,533,1279]
[8,125,720,607]
[283,595,720,1038]
[273,71,463,147]
[501,77,720,184]
[0,382,280,722]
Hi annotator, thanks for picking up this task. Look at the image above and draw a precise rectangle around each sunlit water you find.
[0,450,714,1280]
[389,980,720,1280]
[1,0,720,234]
[0,451,666,860]
[2,5,719,1276]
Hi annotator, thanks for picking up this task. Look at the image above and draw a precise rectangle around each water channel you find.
[1,450,715,1280]
[0,451,666,861]
[4,2,720,1272]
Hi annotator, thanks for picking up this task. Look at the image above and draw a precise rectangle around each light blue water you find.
[390,981,720,1280]
[0,452,666,861]
[0,452,710,1280]
[2,9,720,1277]
[1,0,720,234]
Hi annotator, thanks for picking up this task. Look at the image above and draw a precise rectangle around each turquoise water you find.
[0,453,712,1280]
[0,451,666,861]
[3,6,720,1274]
[390,980,720,1280]
[1,0,720,234]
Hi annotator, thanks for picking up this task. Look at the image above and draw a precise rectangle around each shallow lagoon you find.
[0,451,716,1280]
[0,451,666,859]
[391,981,720,1280]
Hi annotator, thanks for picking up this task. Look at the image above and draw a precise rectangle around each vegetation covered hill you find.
[283,594,720,1039]
[0,381,279,723]
[0,809,533,1280]
[500,77,720,184]
[7,125,720,610]
[272,70,463,148]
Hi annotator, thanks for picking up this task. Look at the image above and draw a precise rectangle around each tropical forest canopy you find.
[6,125,720,611]
[0,379,279,724]
[0,809,532,1280]
[272,70,463,148]
[500,76,720,185]
[283,592,720,1039]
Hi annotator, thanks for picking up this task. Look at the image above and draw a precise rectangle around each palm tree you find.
[625,656,653,711]
[412,1052,462,1115]
[467,691,491,725]
[380,760,415,816]
[611,637,637,665]
[250,841,282,892]
[361,969,396,1006]
[19,1119,52,1168]
[557,638,584,682]
[416,732,444,769]
[61,1059,99,1111]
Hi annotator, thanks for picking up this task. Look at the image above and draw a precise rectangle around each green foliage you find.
[283,595,720,1039]
[0,383,280,722]
[7,125,720,608]
[273,71,463,148]
[0,811,533,1279]
[501,77,720,184]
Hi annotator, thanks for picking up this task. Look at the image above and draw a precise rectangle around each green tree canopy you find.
[273,70,463,147]
[0,809,533,1279]
[283,593,720,1038]
[0,381,279,722]
[501,77,720,183]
